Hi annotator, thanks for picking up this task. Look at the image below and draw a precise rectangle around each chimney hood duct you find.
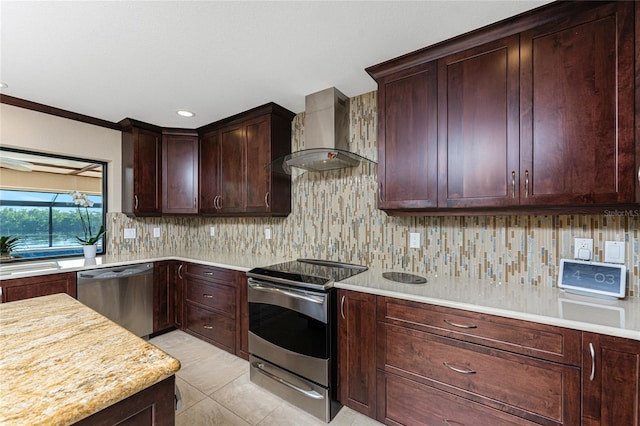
[282,87,363,173]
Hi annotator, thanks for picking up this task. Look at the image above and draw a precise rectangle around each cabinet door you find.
[218,124,246,213]
[173,262,185,329]
[153,261,174,333]
[244,115,271,214]
[438,36,520,208]
[582,332,640,425]
[162,133,198,214]
[377,61,438,210]
[199,130,221,214]
[338,290,377,417]
[1,272,76,302]
[238,274,249,361]
[134,127,162,215]
[520,2,635,206]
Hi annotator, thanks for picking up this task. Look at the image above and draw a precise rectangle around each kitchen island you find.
[0,293,180,426]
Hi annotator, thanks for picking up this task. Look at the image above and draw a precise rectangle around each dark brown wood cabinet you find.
[197,103,295,217]
[153,261,174,333]
[173,261,185,329]
[582,332,640,425]
[162,130,199,214]
[120,118,162,217]
[376,61,438,210]
[182,263,243,354]
[0,272,76,302]
[376,296,581,425]
[519,1,635,207]
[337,290,377,417]
[438,35,520,208]
[368,1,638,215]
[238,273,249,361]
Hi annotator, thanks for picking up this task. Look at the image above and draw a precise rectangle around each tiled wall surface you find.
[108,91,640,294]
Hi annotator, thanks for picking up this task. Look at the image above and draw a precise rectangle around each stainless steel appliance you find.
[247,259,367,422]
[77,263,154,337]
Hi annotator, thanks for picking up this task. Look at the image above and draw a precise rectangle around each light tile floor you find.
[149,330,383,426]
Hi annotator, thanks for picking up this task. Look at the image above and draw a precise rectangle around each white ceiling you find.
[1,1,550,128]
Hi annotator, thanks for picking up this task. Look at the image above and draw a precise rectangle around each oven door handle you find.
[248,281,325,305]
[252,361,324,400]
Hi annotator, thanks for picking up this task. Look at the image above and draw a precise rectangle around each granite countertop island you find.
[0,293,181,426]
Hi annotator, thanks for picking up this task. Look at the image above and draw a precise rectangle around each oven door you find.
[248,277,331,386]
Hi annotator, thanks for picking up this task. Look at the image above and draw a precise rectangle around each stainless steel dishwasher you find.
[77,263,154,337]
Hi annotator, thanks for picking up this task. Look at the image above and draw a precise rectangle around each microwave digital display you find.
[558,259,626,299]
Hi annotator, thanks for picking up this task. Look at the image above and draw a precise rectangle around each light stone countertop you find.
[0,293,181,426]
[336,268,640,342]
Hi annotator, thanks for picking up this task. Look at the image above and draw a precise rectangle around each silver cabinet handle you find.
[443,362,476,375]
[177,264,184,280]
[264,192,270,208]
[134,195,139,210]
[194,197,197,208]
[443,319,477,329]
[638,167,640,184]
[213,195,220,210]
[340,295,346,320]
[252,362,324,400]
[203,294,213,299]
[378,182,383,202]
[589,342,596,381]
[511,171,516,198]
[203,325,213,330]
[525,170,530,198]
[204,272,214,276]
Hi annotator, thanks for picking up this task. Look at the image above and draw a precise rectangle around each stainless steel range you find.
[246,259,367,422]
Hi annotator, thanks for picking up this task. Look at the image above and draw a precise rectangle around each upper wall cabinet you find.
[120,118,162,217]
[367,1,637,215]
[162,129,199,214]
[198,103,295,217]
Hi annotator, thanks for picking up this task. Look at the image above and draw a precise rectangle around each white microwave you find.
[558,259,626,299]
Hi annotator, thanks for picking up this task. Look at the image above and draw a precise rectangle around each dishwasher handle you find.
[77,263,153,282]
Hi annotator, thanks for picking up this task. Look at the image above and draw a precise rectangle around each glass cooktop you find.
[247,258,368,290]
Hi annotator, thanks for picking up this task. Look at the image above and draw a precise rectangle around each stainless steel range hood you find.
[282,87,363,173]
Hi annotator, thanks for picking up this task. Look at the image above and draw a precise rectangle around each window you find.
[0,148,107,260]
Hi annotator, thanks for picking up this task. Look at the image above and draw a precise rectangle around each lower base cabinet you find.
[75,376,175,426]
[0,272,76,302]
[582,332,640,425]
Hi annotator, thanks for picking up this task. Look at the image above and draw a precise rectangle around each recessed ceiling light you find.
[176,110,195,117]
[0,82,8,89]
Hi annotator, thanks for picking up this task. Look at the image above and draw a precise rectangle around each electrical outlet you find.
[210,226,215,237]
[409,232,420,248]
[124,228,136,239]
[153,227,160,238]
[265,228,272,240]
[574,238,593,260]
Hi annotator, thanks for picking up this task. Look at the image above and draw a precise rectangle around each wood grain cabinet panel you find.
[438,35,520,208]
[120,119,162,217]
[0,272,76,302]
[162,131,199,214]
[153,261,174,333]
[375,61,438,210]
[582,332,640,425]
[519,1,635,206]
[337,290,377,417]
[198,129,221,214]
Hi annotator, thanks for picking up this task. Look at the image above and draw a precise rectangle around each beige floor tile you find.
[176,397,251,426]
[177,350,248,395]
[212,373,283,425]
[151,330,224,369]
[175,377,207,414]
[330,406,385,426]
[256,401,327,426]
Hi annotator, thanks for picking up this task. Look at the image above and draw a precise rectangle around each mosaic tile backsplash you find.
[107,91,640,295]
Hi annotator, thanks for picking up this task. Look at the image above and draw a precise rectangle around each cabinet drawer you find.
[380,372,539,426]
[185,303,235,352]
[378,296,581,365]
[381,324,580,425]
[185,263,238,285]
[185,278,235,316]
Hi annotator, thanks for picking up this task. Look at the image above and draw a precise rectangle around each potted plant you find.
[0,235,20,261]
[71,191,105,258]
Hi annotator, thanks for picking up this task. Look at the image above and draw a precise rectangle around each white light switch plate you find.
[124,228,136,239]
[153,227,160,238]
[265,228,271,240]
[409,232,420,248]
[604,241,625,264]
[210,226,215,237]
